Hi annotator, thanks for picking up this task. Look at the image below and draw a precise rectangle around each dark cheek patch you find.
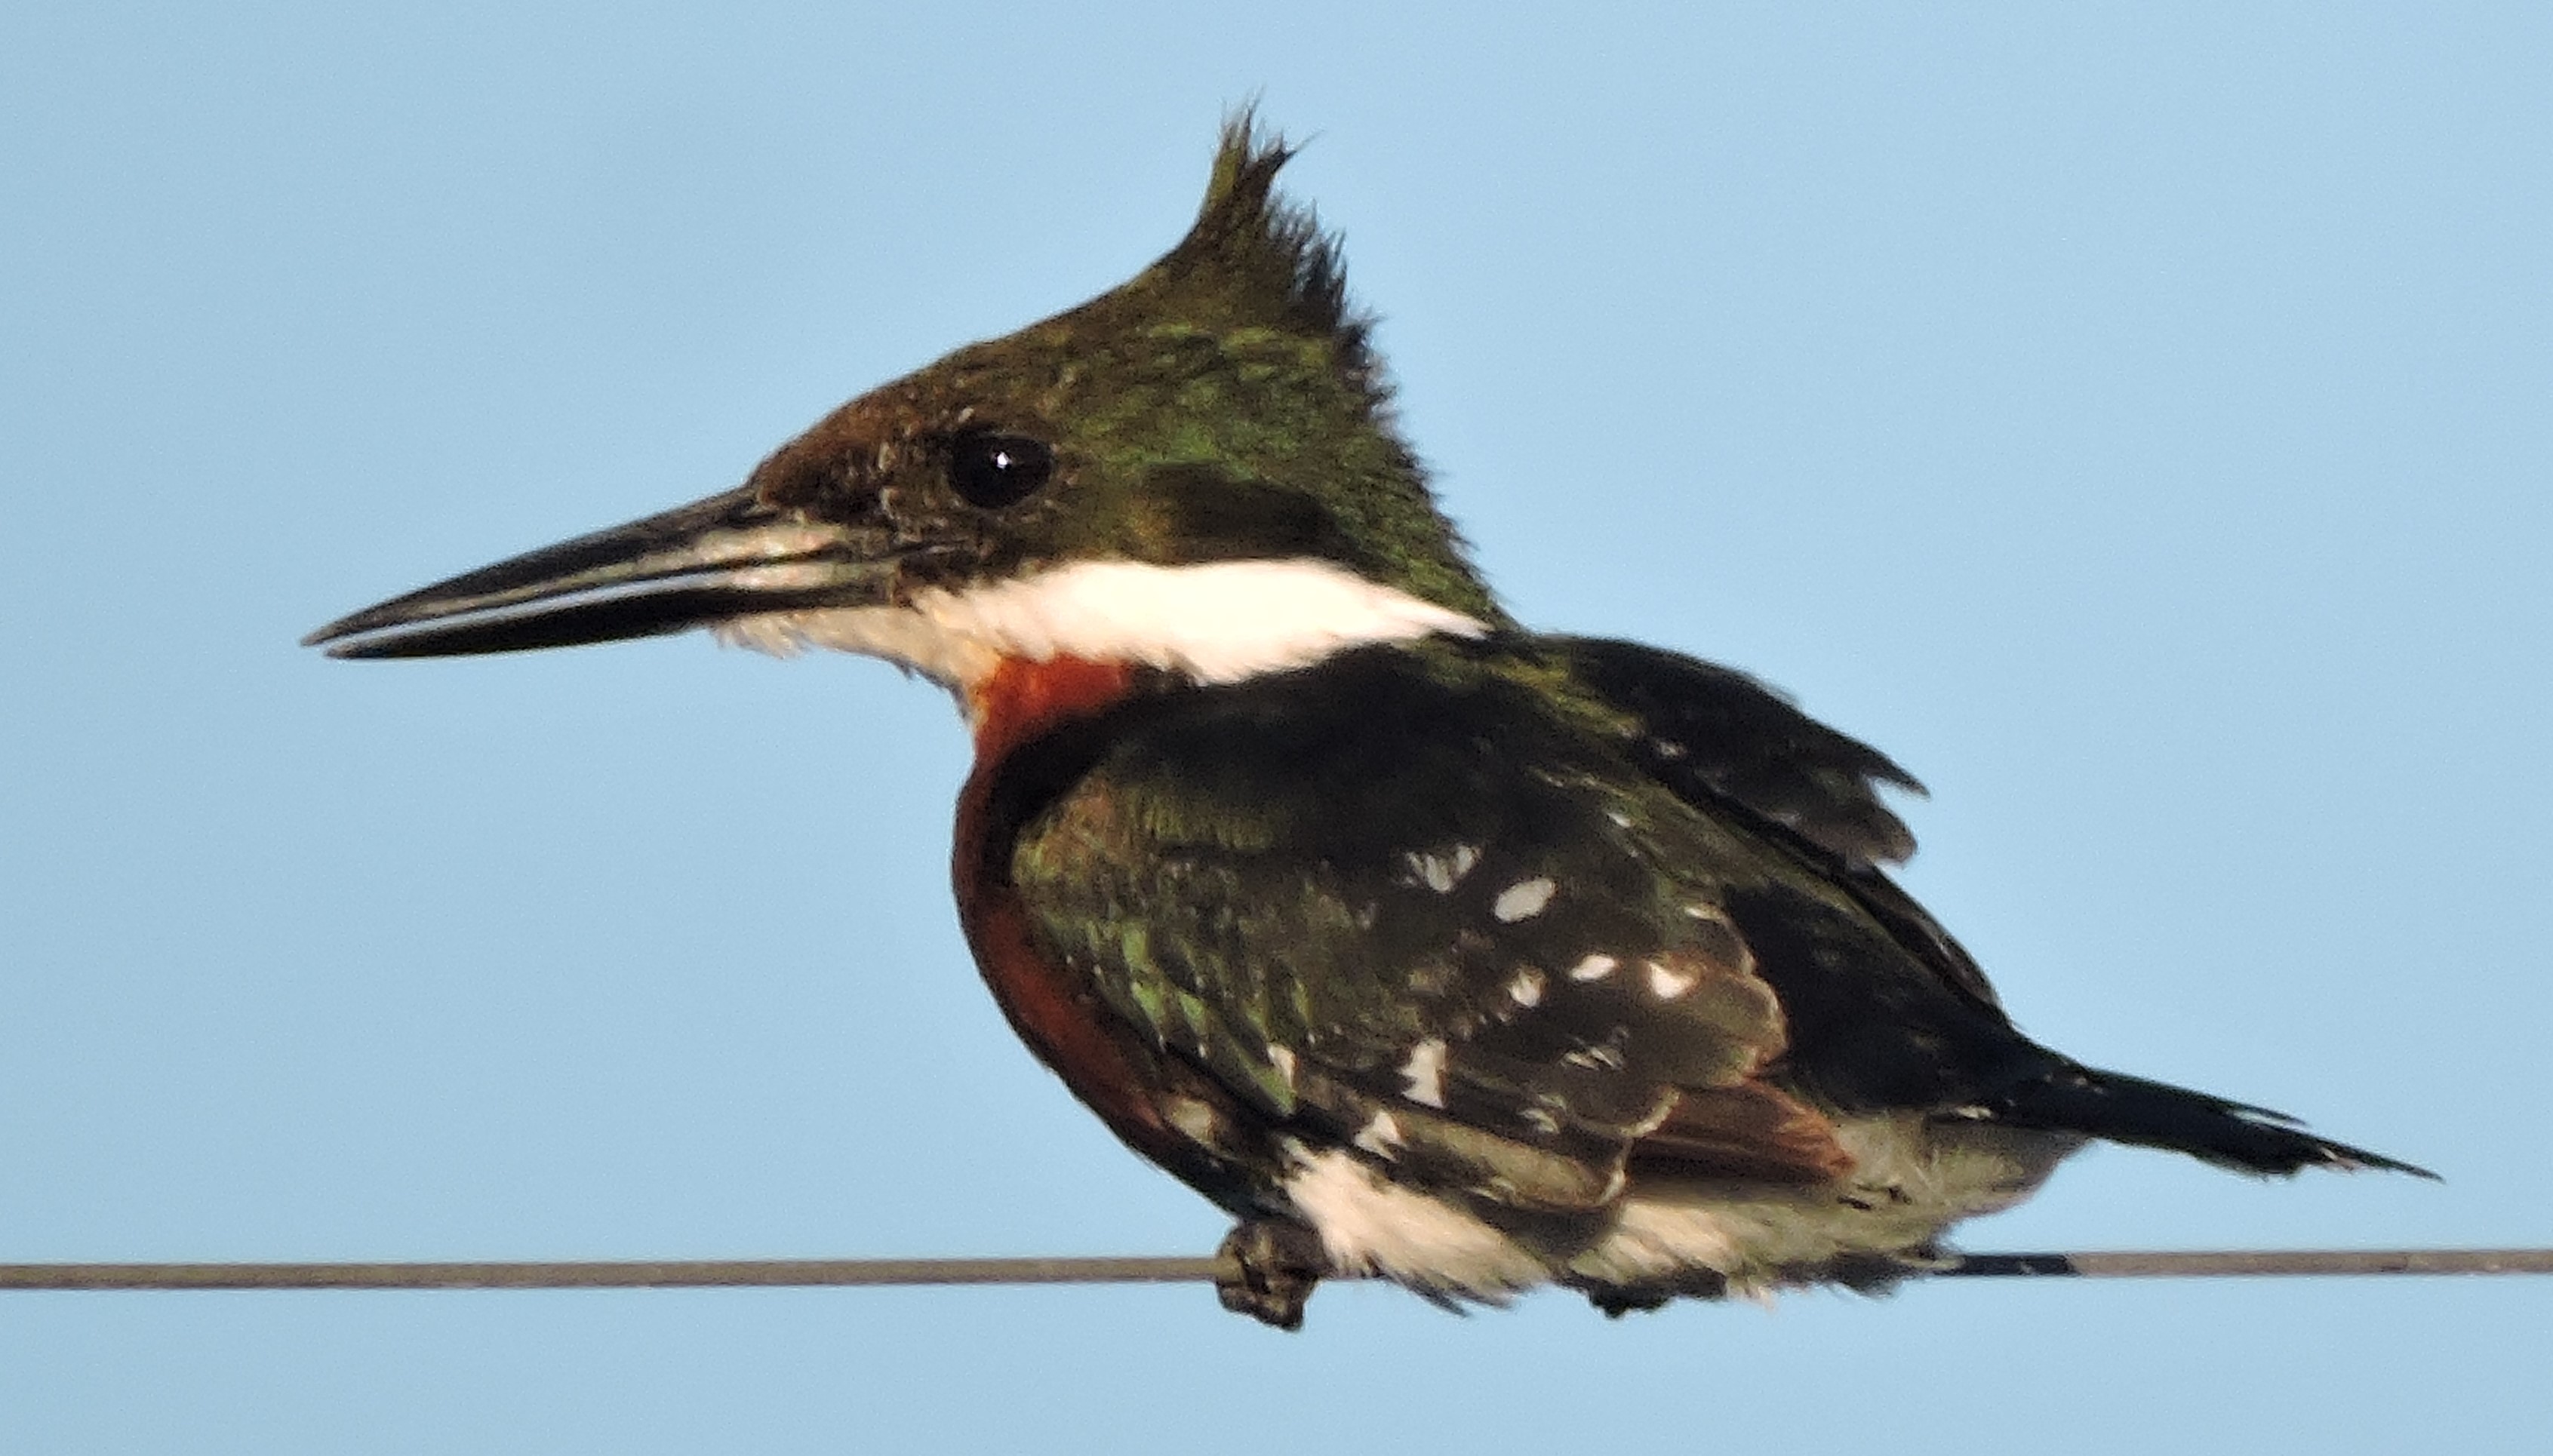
[1138,463,1364,567]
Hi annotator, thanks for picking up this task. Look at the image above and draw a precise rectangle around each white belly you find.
[1279,1116,2084,1307]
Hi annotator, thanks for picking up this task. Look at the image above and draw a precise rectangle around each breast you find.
[948,655,1265,1196]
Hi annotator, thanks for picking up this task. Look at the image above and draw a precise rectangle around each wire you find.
[1936,1248,2553,1278]
[3,1249,2548,1292]
[0,1256,1224,1291]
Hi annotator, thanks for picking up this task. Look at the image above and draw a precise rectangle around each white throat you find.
[713,558,1489,693]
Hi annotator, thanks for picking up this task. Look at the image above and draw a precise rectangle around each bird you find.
[306,115,2427,1329]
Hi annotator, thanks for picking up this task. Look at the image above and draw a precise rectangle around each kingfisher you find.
[306,118,2425,1329]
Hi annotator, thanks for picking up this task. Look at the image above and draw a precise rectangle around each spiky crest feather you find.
[1159,112,1370,357]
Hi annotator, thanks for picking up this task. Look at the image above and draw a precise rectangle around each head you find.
[307,118,1503,693]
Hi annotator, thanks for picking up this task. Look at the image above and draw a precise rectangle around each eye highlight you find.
[946,428,1054,509]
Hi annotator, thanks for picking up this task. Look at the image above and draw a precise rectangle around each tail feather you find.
[1979,1064,2435,1179]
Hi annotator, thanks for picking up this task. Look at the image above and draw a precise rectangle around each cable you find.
[4,1249,2548,1292]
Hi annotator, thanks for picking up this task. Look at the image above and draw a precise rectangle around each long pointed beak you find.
[303,487,904,659]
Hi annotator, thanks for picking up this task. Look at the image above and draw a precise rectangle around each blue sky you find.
[5,3,2549,1451]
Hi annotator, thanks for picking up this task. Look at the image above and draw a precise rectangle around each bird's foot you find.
[1215,1218,1327,1330]
[1586,1287,1673,1318]
[1578,1267,1728,1317]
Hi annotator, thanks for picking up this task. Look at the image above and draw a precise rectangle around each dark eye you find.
[947,429,1054,509]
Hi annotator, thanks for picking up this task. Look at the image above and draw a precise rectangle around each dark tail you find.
[1981,1064,2435,1178]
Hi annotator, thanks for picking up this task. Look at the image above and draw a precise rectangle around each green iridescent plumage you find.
[306,116,2432,1329]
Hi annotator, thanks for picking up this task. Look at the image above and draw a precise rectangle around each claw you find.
[1215,1218,1328,1330]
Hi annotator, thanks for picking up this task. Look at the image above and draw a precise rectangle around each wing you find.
[1552,635,1924,868]
[1530,638,2422,1173]
[1551,634,2004,1013]
[1002,644,1978,1213]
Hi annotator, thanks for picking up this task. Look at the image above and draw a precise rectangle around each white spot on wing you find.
[1493,877,1556,923]
[1568,953,1619,982]
[1164,1095,1219,1144]
[1508,967,1546,1007]
[1647,959,1701,999]
[1269,1046,1297,1089]
[1403,846,1481,895]
[1400,1038,1449,1107]
[1562,1042,1626,1073]
[1352,1110,1404,1157]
